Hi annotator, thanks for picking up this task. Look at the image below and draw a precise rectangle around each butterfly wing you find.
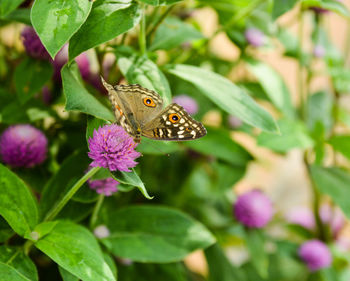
[102,78,164,139]
[142,103,207,141]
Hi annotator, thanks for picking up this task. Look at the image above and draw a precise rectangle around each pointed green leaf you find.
[310,166,350,219]
[0,164,38,236]
[165,64,278,133]
[34,221,116,281]
[328,135,350,161]
[62,63,114,121]
[0,0,24,17]
[69,0,140,61]
[30,0,92,58]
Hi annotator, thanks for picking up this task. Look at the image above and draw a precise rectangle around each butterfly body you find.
[101,78,207,143]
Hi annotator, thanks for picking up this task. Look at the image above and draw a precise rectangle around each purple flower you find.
[52,44,91,82]
[0,124,48,168]
[173,95,198,115]
[234,190,273,228]
[88,124,141,172]
[88,177,119,196]
[320,205,345,237]
[299,240,332,271]
[228,115,243,129]
[313,45,326,58]
[245,28,265,47]
[21,26,50,60]
[286,207,316,230]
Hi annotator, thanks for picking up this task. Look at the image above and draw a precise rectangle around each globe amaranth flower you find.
[88,124,141,172]
[173,95,198,115]
[313,45,326,58]
[286,204,345,237]
[299,240,332,271]
[244,28,265,47]
[88,177,119,196]
[21,26,50,60]
[234,189,273,228]
[0,124,48,168]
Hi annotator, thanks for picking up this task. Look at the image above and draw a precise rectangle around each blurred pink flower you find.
[173,95,198,115]
[245,28,265,47]
[299,240,332,271]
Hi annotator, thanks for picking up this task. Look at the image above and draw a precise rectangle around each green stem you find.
[146,5,175,42]
[298,7,306,121]
[89,194,105,229]
[44,167,100,222]
[139,3,147,55]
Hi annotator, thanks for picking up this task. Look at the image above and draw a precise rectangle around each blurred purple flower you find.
[228,115,243,129]
[320,205,345,237]
[286,207,316,230]
[299,240,332,271]
[234,189,273,228]
[245,28,265,47]
[93,225,110,238]
[0,124,47,168]
[88,124,141,172]
[21,26,50,60]
[173,95,198,115]
[52,44,90,82]
[88,177,119,196]
[313,45,326,58]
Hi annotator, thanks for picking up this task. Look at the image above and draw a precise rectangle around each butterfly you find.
[101,78,207,143]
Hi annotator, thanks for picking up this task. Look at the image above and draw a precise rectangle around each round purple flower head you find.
[88,124,141,172]
[299,240,332,271]
[88,177,119,196]
[245,28,265,47]
[21,26,50,60]
[234,189,273,228]
[320,204,345,237]
[173,95,198,115]
[0,124,48,168]
[313,45,326,58]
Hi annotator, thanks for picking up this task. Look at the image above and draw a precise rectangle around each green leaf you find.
[137,137,180,155]
[149,17,203,51]
[69,0,140,61]
[118,55,172,105]
[302,0,350,18]
[0,217,13,242]
[138,0,183,5]
[0,246,38,281]
[183,127,252,166]
[247,60,295,118]
[328,135,350,160]
[0,0,24,17]
[40,150,95,218]
[34,221,116,281]
[165,64,278,133]
[310,166,350,219]
[59,266,79,281]
[100,205,215,262]
[205,244,247,281]
[30,0,92,58]
[62,63,114,121]
[257,118,314,152]
[246,229,268,279]
[1,8,31,25]
[272,0,298,19]
[111,169,153,199]
[14,58,53,104]
[0,164,38,237]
